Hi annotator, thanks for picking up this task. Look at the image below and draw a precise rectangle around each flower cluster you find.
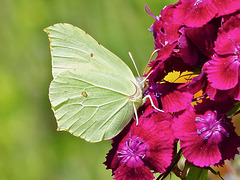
[105,0,240,179]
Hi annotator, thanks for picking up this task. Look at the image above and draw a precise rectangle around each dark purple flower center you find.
[195,110,229,144]
[117,137,146,165]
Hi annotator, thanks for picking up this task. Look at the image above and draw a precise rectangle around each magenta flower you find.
[104,1,240,179]
[206,15,240,100]
[104,100,174,180]
[173,99,240,167]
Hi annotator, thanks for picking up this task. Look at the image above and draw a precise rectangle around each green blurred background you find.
[0,0,177,179]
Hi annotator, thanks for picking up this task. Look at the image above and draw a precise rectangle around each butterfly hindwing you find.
[49,70,136,142]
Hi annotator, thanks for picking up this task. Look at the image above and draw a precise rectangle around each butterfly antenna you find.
[143,49,160,74]
[139,70,153,86]
[128,52,141,78]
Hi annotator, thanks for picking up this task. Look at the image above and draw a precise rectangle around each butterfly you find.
[45,23,162,142]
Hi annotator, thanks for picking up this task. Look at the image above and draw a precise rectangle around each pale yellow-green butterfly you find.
[45,23,162,143]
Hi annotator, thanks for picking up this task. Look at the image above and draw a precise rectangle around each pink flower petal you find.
[206,56,239,90]
[114,161,154,180]
[143,120,174,173]
[213,0,240,17]
[214,28,240,55]
[173,0,217,27]
[161,89,193,113]
[180,134,221,167]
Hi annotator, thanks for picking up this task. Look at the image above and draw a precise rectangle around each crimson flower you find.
[104,100,174,180]
[173,99,240,167]
[206,15,240,100]
[104,1,240,179]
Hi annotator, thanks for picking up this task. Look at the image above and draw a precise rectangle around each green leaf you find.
[187,166,208,180]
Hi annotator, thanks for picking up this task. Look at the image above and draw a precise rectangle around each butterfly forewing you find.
[44,23,135,80]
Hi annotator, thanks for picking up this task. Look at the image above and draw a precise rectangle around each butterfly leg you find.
[142,95,164,112]
[133,103,139,125]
